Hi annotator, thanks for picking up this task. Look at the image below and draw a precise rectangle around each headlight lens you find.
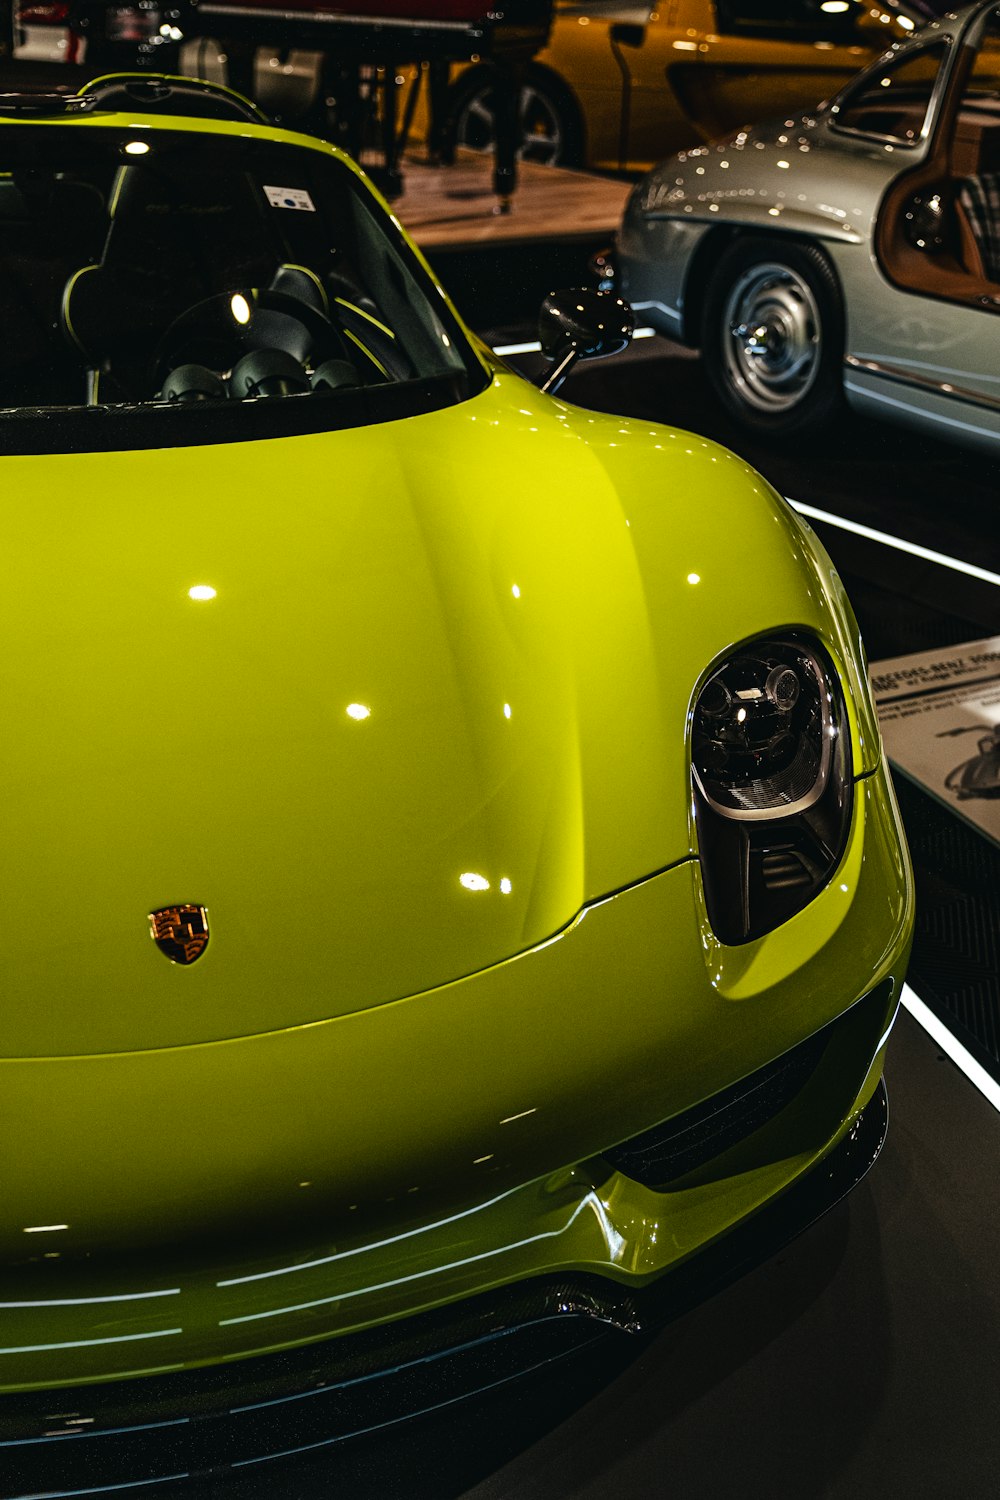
[692,635,852,943]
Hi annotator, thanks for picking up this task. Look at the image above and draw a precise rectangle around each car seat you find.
[60,160,278,400]
[0,174,107,407]
[956,172,1000,282]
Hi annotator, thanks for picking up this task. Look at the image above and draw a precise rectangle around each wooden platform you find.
[389,149,632,251]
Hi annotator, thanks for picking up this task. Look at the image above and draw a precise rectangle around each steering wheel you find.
[152,288,353,393]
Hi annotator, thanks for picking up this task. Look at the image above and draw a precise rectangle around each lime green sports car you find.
[0,80,912,1489]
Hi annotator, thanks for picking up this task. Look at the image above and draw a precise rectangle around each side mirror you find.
[537,288,634,394]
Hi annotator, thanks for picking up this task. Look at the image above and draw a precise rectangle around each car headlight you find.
[691,634,853,944]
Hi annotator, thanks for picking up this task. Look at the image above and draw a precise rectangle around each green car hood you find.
[0,372,879,1056]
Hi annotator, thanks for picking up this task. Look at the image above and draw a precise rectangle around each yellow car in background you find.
[446,0,928,170]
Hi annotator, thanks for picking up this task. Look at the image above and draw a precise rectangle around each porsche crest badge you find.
[148,905,210,965]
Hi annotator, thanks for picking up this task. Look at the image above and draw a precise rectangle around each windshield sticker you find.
[264,185,316,212]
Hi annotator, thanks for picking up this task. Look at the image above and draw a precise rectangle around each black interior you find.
[0,124,479,428]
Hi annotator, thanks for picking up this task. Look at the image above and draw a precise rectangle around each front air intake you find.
[603,1030,827,1188]
[601,980,897,1190]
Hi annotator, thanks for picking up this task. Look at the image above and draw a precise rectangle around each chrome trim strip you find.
[629,298,682,326]
[845,353,1000,416]
[846,378,1000,442]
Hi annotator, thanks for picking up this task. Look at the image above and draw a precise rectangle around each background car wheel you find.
[447,65,584,168]
[702,237,844,438]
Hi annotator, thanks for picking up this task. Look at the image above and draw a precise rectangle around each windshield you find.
[0,123,485,452]
[830,37,950,142]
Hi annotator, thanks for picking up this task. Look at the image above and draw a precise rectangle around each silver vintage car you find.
[619,1,1000,453]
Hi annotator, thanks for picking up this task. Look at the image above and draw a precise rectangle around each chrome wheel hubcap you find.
[722,264,821,413]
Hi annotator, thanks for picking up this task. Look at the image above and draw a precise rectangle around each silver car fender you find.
[619,119,896,346]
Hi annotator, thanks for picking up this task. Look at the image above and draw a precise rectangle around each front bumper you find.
[0,763,911,1483]
[1,1075,889,1493]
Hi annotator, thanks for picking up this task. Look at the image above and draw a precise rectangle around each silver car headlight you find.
[691,634,853,944]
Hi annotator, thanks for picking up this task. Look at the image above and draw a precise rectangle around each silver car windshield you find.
[830,38,950,146]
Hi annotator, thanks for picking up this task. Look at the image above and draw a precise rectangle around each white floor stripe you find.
[900,983,1000,1114]
[794,500,1000,1104]
[493,327,657,357]
[787,498,1000,590]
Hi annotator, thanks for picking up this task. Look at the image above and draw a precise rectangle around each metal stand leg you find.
[321,61,369,164]
[1,0,14,59]
[379,64,404,197]
[397,64,424,162]
[428,60,451,164]
[220,37,256,99]
[491,57,523,214]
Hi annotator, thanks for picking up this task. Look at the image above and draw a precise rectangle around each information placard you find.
[870,636,1000,845]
